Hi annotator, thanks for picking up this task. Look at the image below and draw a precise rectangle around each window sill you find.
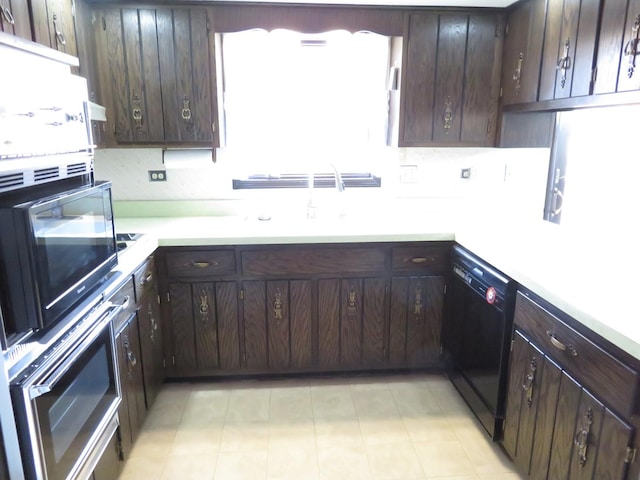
[232,173,381,190]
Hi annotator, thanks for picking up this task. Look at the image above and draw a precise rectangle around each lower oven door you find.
[11,303,121,480]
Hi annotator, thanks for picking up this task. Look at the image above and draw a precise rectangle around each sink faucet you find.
[307,161,345,219]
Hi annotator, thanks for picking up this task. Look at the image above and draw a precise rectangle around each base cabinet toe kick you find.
[502,290,640,480]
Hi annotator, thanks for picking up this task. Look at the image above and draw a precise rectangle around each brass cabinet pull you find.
[132,94,143,132]
[556,38,572,88]
[347,287,357,316]
[1,5,15,25]
[124,336,136,377]
[624,15,640,78]
[52,13,66,47]
[140,272,153,286]
[513,52,524,96]
[522,357,537,407]
[148,304,156,343]
[414,286,422,315]
[574,408,593,467]
[199,293,209,322]
[190,260,218,268]
[443,96,453,133]
[273,288,283,319]
[181,96,192,121]
[546,330,578,356]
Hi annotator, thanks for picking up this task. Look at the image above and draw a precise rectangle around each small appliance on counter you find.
[442,245,517,440]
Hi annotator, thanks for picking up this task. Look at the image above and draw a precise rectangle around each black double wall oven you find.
[1,34,122,480]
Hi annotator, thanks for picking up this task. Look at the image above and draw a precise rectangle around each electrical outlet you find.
[460,168,471,180]
[148,170,167,182]
[400,164,418,183]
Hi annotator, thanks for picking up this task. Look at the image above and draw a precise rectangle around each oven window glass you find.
[31,187,115,308]
[36,324,117,480]
[49,344,110,462]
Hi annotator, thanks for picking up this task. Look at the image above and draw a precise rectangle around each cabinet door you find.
[242,281,268,370]
[399,12,501,146]
[0,0,31,40]
[400,13,438,146]
[501,0,543,105]
[115,315,145,460]
[157,8,214,143]
[389,276,444,368]
[137,290,163,410]
[96,9,160,143]
[31,0,77,57]
[216,282,242,370]
[539,0,599,100]
[617,0,640,92]
[593,0,630,94]
[167,283,197,373]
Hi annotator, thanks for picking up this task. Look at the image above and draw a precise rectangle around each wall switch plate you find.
[460,168,472,179]
[400,164,418,183]
[148,170,167,182]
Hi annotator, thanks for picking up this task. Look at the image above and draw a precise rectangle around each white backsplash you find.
[94,146,550,222]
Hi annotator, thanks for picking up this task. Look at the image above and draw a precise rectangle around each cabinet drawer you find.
[242,247,387,276]
[133,257,156,300]
[110,277,136,333]
[514,292,640,416]
[391,245,448,275]
[166,250,236,278]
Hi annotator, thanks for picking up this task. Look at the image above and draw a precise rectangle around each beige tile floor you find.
[119,374,525,480]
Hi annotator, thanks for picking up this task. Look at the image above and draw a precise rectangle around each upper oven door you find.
[12,304,120,480]
[25,182,117,328]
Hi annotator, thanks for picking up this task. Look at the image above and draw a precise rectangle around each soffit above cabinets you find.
[211,0,518,8]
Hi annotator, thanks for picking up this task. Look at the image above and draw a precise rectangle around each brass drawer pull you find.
[546,331,578,356]
[574,408,593,467]
[405,256,434,264]
[273,288,283,319]
[140,272,153,286]
[190,261,218,269]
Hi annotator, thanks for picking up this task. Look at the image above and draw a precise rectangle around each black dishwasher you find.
[443,245,516,440]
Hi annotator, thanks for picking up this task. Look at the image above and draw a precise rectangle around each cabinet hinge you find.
[172,355,176,366]
[162,359,166,368]
[510,339,514,352]
[212,122,216,134]
[499,87,503,98]
[156,293,161,305]
[166,292,171,303]
[504,23,509,37]
[591,67,598,86]
[443,284,447,295]
[625,447,637,464]
[240,289,244,300]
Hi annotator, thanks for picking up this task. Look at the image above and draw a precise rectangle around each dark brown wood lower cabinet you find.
[167,281,241,376]
[503,328,635,479]
[115,314,145,461]
[389,276,444,367]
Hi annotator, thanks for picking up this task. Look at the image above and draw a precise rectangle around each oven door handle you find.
[27,303,122,400]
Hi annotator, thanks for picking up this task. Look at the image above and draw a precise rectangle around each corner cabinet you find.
[158,242,450,378]
[93,7,218,146]
[396,11,503,147]
[503,291,640,479]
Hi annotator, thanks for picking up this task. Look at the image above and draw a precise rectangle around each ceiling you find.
[212,0,518,8]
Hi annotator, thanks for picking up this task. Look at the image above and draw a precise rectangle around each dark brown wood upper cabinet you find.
[0,0,31,40]
[616,0,640,92]
[396,11,503,147]
[539,0,600,100]
[501,0,546,106]
[93,7,217,146]
[593,0,632,94]
[30,0,78,57]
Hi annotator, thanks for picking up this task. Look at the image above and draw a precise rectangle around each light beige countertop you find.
[115,214,640,361]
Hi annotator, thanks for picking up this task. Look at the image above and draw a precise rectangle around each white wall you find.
[94,145,550,222]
